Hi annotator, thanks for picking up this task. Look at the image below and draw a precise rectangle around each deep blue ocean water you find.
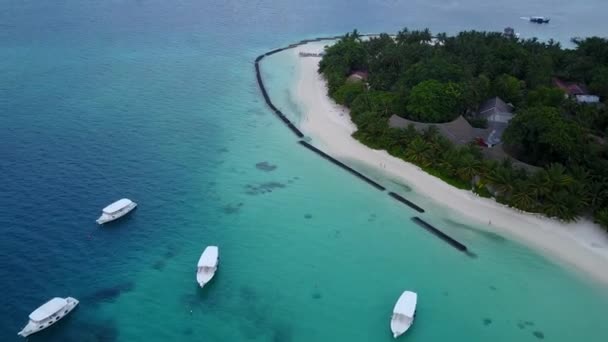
[2,1,608,341]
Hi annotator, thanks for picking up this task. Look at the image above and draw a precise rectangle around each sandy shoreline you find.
[288,42,608,286]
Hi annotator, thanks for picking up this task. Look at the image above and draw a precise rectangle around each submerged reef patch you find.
[245,182,286,195]
[255,161,277,172]
[85,282,135,304]
[533,331,545,339]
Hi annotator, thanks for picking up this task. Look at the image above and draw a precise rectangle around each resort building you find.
[477,97,515,147]
[503,27,519,39]
[389,115,487,146]
[388,97,514,148]
[552,78,600,103]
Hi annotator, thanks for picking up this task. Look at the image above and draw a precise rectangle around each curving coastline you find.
[254,36,470,257]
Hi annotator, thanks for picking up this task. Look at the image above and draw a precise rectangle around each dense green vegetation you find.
[318,29,608,229]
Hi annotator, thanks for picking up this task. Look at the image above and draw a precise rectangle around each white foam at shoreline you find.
[286,41,608,286]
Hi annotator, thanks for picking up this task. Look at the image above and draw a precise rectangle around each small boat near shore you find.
[197,246,219,288]
[96,198,137,224]
[390,291,417,338]
[18,297,79,337]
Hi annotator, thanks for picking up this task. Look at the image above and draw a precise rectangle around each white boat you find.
[390,291,417,338]
[96,198,137,224]
[18,297,79,337]
[196,246,219,288]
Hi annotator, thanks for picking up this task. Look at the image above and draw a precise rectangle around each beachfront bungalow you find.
[347,70,369,83]
[388,113,539,171]
[476,97,515,147]
[388,97,514,148]
[552,78,600,104]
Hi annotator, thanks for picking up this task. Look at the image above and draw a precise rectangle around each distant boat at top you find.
[530,16,550,23]
[18,297,79,337]
[197,246,219,288]
[390,291,417,338]
[96,198,137,224]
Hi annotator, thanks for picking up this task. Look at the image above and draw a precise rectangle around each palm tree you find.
[396,28,410,46]
[405,136,432,167]
[423,125,440,141]
[568,164,589,181]
[588,180,608,212]
[510,180,537,212]
[567,181,590,213]
[421,28,433,43]
[484,166,515,196]
[545,163,573,189]
[436,32,448,45]
[437,148,461,177]
[594,208,608,230]
[456,153,482,185]
[529,163,574,202]
[542,190,580,221]
[528,170,551,200]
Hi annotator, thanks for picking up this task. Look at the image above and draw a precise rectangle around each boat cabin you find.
[29,298,68,323]
[102,198,133,214]
[394,292,417,320]
[197,246,219,271]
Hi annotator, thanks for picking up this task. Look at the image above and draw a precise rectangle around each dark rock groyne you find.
[388,192,425,213]
[411,217,468,252]
[299,141,386,191]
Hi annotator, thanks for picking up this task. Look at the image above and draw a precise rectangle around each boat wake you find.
[520,16,530,20]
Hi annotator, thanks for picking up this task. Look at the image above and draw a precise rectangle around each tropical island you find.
[317,29,608,229]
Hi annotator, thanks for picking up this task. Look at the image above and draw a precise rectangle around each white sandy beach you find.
[290,42,608,286]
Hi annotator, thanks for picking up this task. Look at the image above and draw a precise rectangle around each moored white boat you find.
[96,198,137,224]
[390,291,417,338]
[196,246,219,288]
[18,297,79,337]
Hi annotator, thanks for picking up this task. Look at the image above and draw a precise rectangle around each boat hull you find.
[196,246,219,287]
[390,291,417,338]
[18,297,79,337]
[196,269,217,288]
[96,202,137,224]
[391,319,413,338]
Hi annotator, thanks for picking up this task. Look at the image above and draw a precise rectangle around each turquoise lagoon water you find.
[1,0,608,341]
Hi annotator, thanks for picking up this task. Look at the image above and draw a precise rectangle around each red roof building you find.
[552,78,599,103]
[552,78,588,96]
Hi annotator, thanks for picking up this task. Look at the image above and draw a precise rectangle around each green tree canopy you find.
[406,80,464,122]
[526,86,565,107]
[503,106,585,165]
[333,82,366,106]
[492,74,524,104]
